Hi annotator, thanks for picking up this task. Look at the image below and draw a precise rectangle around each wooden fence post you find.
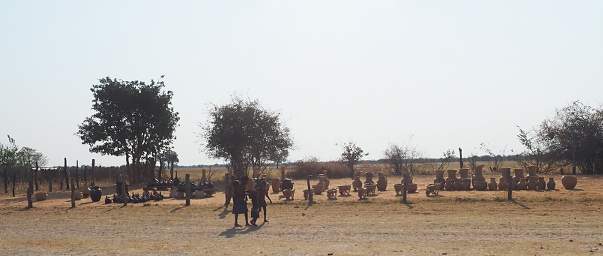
[27,163,34,208]
[48,168,52,192]
[67,158,75,208]
[91,159,95,185]
[306,175,313,206]
[75,160,80,189]
[185,174,191,206]
[34,162,39,191]
[402,174,408,204]
[500,168,513,201]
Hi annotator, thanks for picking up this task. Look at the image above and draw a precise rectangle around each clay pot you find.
[406,183,418,193]
[561,176,577,190]
[88,186,102,202]
[459,169,470,179]
[546,178,556,190]
[473,181,487,191]
[352,178,363,192]
[377,173,387,191]
[34,192,48,202]
[447,170,457,180]
[488,178,497,191]
[394,184,403,196]
[271,178,281,194]
[513,169,525,179]
[527,166,538,177]
[537,177,546,191]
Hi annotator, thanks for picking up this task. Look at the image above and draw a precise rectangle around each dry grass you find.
[1,174,602,255]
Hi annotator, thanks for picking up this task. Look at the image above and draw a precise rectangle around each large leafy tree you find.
[202,98,292,178]
[340,142,368,178]
[538,101,603,174]
[77,77,179,181]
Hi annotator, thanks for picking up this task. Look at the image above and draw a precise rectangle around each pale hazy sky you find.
[1,1,602,167]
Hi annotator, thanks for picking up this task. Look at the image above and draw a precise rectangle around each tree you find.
[77,77,179,182]
[516,127,557,173]
[202,98,292,178]
[384,144,419,175]
[538,101,603,174]
[340,142,368,178]
[433,149,456,173]
[164,150,179,179]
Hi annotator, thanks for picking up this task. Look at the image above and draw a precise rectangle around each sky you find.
[0,1,602,167]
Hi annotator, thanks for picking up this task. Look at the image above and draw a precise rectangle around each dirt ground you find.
[1,175,602,255]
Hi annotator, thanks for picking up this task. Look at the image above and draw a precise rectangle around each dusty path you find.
[1,176,602,255]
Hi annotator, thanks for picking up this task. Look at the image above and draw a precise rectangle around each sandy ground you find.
[1,175,602,255]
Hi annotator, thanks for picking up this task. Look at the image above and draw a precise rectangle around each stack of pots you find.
[498,168,512,190]
[526,166,539,191]
[513,169,527,190]
[445,170,458,191]
[458,168,471,191]
[472,166,488,191]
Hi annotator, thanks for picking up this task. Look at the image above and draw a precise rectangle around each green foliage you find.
[537,101,603,174]
[77,77,179,173]
[202,97,292,178]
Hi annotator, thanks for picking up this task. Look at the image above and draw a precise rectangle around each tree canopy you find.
[536,101,603,174]
[340,142,367,178]
[77,77,179,180]
[202,98,292,178]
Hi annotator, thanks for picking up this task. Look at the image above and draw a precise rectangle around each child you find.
[251,178,272,225]
[231,180,249,227]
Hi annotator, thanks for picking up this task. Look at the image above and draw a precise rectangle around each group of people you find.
[224,174,272,227]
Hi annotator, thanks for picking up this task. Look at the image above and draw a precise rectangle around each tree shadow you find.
[400,201,414,209]
[170,205,187,213]
[218,222,265,238]
[511,199,530,209]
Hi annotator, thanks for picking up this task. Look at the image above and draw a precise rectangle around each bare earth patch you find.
[1,175,602,255]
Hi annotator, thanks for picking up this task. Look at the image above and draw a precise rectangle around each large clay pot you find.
[89,186,102,202]
[488,178,497,191]
[407,183,418,193]
[561,176,577,190]
[459,169,470,179]
[546,178,556,191]
[352,177,363,192]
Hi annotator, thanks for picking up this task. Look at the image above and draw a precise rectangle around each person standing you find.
[232,180,249,227]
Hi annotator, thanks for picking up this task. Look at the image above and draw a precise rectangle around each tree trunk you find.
[11,172,16,197]
[34,164,39,191]
[27,167,34,209]
[3,168,8,194]
[75,160,80,189]
[63,158,69,190]
[170,162,174,180]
